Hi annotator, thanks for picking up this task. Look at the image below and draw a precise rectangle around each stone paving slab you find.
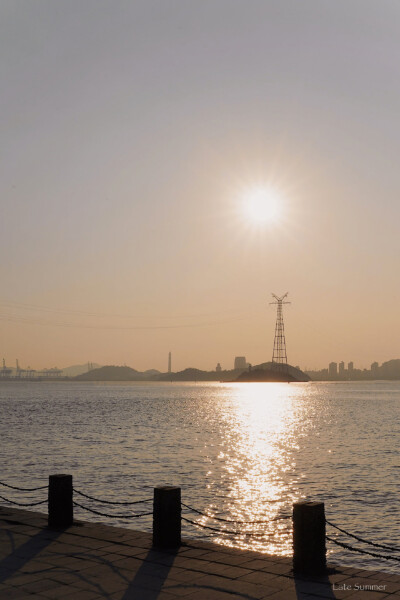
[0,507,399,599]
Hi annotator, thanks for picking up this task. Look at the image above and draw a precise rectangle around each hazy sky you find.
[1,1,400,371]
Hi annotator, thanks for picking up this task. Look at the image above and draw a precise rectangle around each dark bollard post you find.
[293,501,326,575]
[48,474,73,528]
[153,486,181,549]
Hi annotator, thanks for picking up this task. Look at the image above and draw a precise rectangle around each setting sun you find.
[242,187,282,225]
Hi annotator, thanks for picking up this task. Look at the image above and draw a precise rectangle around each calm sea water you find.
[0,380,399,573]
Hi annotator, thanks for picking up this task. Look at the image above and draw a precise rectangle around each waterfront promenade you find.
[1,506,400,599]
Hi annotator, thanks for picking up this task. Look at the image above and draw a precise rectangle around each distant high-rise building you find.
[371,362,379,374]
[234,356,247,370]
[329,362,338,376]
[168,352,171,373]
[339,361,345,375]
[348,361,354,372]
[216,363,222,372]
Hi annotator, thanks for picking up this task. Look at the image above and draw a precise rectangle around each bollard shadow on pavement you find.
[294,571,338,599]
[0,525,63,584]
[121,548,178,600]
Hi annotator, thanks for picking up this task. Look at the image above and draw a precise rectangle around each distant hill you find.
[62,363,102,377]
[72,362,309,383]
[235,362,310,382]
[157,363,310,382]
[379,359,400,378]
[235,369,296,382]
[253,362,310,382]
[74,365,140,381]
[158,368,222,381]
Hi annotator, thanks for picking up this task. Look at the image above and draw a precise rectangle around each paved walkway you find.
[1,507,400,599]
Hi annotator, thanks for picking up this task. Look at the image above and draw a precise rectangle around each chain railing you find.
[181,516,282,537]
[181,502,291,524]
[1,476,399,575]
[0,480,48,492]
[325,518,400,564]
[72,500,153,519]
[181,501,291,539]
[73,487,151,506]
[72,486,153,519]
[0,479,48,507]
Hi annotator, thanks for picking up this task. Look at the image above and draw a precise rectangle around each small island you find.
[70,362,310,383]
[233,362,310,383]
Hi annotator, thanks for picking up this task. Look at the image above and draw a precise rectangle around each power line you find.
[0,300,245,321]
[0,313,244,331]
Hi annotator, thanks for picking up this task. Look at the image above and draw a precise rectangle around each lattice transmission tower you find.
[270,293,290,371]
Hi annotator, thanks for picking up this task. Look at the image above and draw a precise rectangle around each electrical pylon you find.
[270,293,290,371]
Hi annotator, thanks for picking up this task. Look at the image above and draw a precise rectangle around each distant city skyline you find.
[0,352,400,376]
[2,1,400,371]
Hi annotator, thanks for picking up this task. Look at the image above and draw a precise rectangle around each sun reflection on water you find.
[201,382,311,555]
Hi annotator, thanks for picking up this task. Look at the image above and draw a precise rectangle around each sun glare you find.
[242,187,281,225]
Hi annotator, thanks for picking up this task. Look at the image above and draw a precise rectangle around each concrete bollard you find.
[153,486,181,549]
[48,474,73,528]
[293,501,326,575]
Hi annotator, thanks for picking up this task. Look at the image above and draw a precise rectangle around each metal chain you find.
[181,516,283,537]
[326,519,400,553]
[182,502,290,524]
[0,481,48,492]
[73,501,152,519]
[0,494,47,507]
[73,488,152,505]
[326,536,400,563]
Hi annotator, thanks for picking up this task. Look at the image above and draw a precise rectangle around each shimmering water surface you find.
[1,381,399,572]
